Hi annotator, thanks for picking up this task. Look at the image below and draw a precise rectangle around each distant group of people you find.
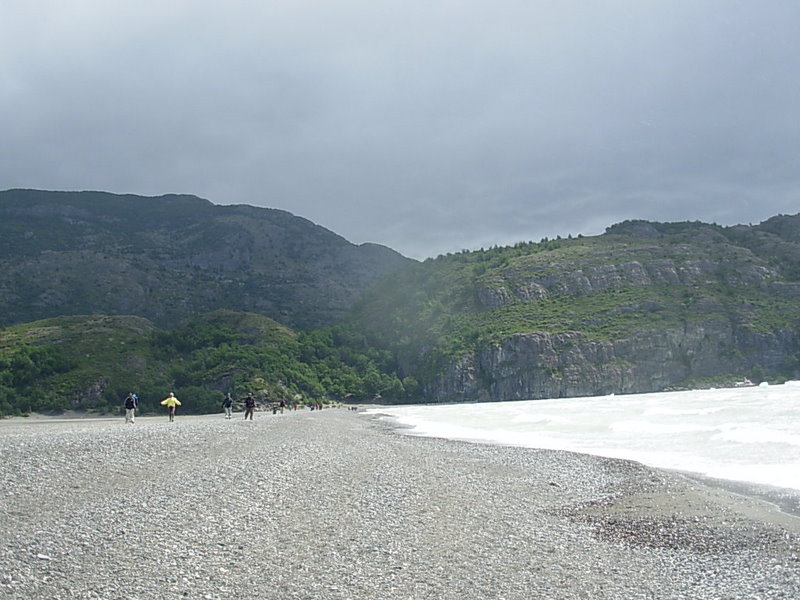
[240,392,294,419]
[123,391,312,423]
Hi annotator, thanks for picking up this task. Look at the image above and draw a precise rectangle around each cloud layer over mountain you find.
[2,1,798,258]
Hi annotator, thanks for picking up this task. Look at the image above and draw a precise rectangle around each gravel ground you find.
[1,408,798,600]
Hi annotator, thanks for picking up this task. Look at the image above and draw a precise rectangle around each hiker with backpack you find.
[124,393,138,424]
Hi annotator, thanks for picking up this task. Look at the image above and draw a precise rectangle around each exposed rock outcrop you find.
[424,324,799,403]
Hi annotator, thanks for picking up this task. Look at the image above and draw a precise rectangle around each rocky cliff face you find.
[412,218,800,402]
[424,323,799,403]
[475,251,781,311]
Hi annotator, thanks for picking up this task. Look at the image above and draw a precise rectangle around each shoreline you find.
[1,409,798,599]
[369,408,800,524]
[681,471,800,521]
[6,408,800,522]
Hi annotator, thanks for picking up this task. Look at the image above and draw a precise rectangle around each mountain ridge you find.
[2,188,800,415]
[0,188,413,329]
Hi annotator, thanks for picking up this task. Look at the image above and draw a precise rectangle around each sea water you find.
[368,382,800,494]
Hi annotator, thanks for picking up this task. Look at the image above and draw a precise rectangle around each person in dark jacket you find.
[124,393,138,424]
[222,393,234,419]
[243,393,256,421]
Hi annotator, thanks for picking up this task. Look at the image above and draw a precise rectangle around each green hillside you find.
[0,311,411,417]
[2,198,800,414]
[346,218,800,396]
[0,315,162,415]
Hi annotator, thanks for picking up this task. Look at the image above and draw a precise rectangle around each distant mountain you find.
[0,189,413,329]
[346,216,800,401]
[3,188,800,413]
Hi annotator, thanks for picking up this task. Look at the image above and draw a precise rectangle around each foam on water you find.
[368,383,800,492]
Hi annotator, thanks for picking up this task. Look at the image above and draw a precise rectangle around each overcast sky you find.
[2,1,798,259]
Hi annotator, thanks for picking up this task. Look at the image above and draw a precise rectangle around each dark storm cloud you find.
[1,1,798,259]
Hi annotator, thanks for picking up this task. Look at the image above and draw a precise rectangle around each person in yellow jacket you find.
[160,392,181,422]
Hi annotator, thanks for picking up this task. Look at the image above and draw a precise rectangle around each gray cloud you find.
[1,1,799,259]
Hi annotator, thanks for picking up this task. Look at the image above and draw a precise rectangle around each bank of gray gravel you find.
[1,409,798,600]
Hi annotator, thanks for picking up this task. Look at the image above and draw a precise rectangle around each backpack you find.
[125,396,136,410]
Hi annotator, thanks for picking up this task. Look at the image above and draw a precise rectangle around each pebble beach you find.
[1,408,798,599]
